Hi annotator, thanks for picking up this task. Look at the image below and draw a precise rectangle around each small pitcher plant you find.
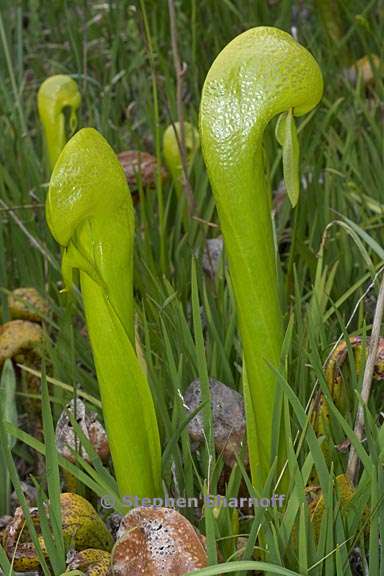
[38,75,81,171]
[163,121,200,197]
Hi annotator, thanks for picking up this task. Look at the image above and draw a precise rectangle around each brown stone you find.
[8,288,49,322]
[111,507,208,576]
[117,151,168,194]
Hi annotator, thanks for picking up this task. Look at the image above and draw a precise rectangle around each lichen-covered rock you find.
[56,399,109,464]
[111,507,208,576]
[0,320,43,368]
[3,506,46,571]
[61,493,113,551]
[3,493,113,572]
[67,548,111,576]
[184,378,246,466]
[308,474,357,539]
[312,336,384,437]
[8,288,49,322]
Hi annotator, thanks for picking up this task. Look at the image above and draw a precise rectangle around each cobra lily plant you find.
[200,27,323,490]
[46,127,161,498]
[38,75,81,171]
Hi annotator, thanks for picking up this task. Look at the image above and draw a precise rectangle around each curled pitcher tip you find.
[200,26,323,144]
[46,127,130,246]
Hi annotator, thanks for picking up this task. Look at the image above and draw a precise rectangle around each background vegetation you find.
[0,0,383,574]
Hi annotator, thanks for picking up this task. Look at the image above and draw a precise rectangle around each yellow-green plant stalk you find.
[200,27,323,489]
[163,121,199,196]
[315,0,344,44]
[38,75,81,171]
[315,0,349,66]
[46,127,161,498]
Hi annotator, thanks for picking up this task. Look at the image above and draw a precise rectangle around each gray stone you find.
[184,378,246,466]
[202,237,224,278]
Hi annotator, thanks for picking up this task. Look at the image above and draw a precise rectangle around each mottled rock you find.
[3,493,113,571]
[56,399,109,464]
[118,150,168,194]
[3,506,45,571]
[0,515,12,545]
[67,548,111,576]
[184,378,246,466]
[202,237,224,278]
[60,493,113,551]
[112,507,207,576]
